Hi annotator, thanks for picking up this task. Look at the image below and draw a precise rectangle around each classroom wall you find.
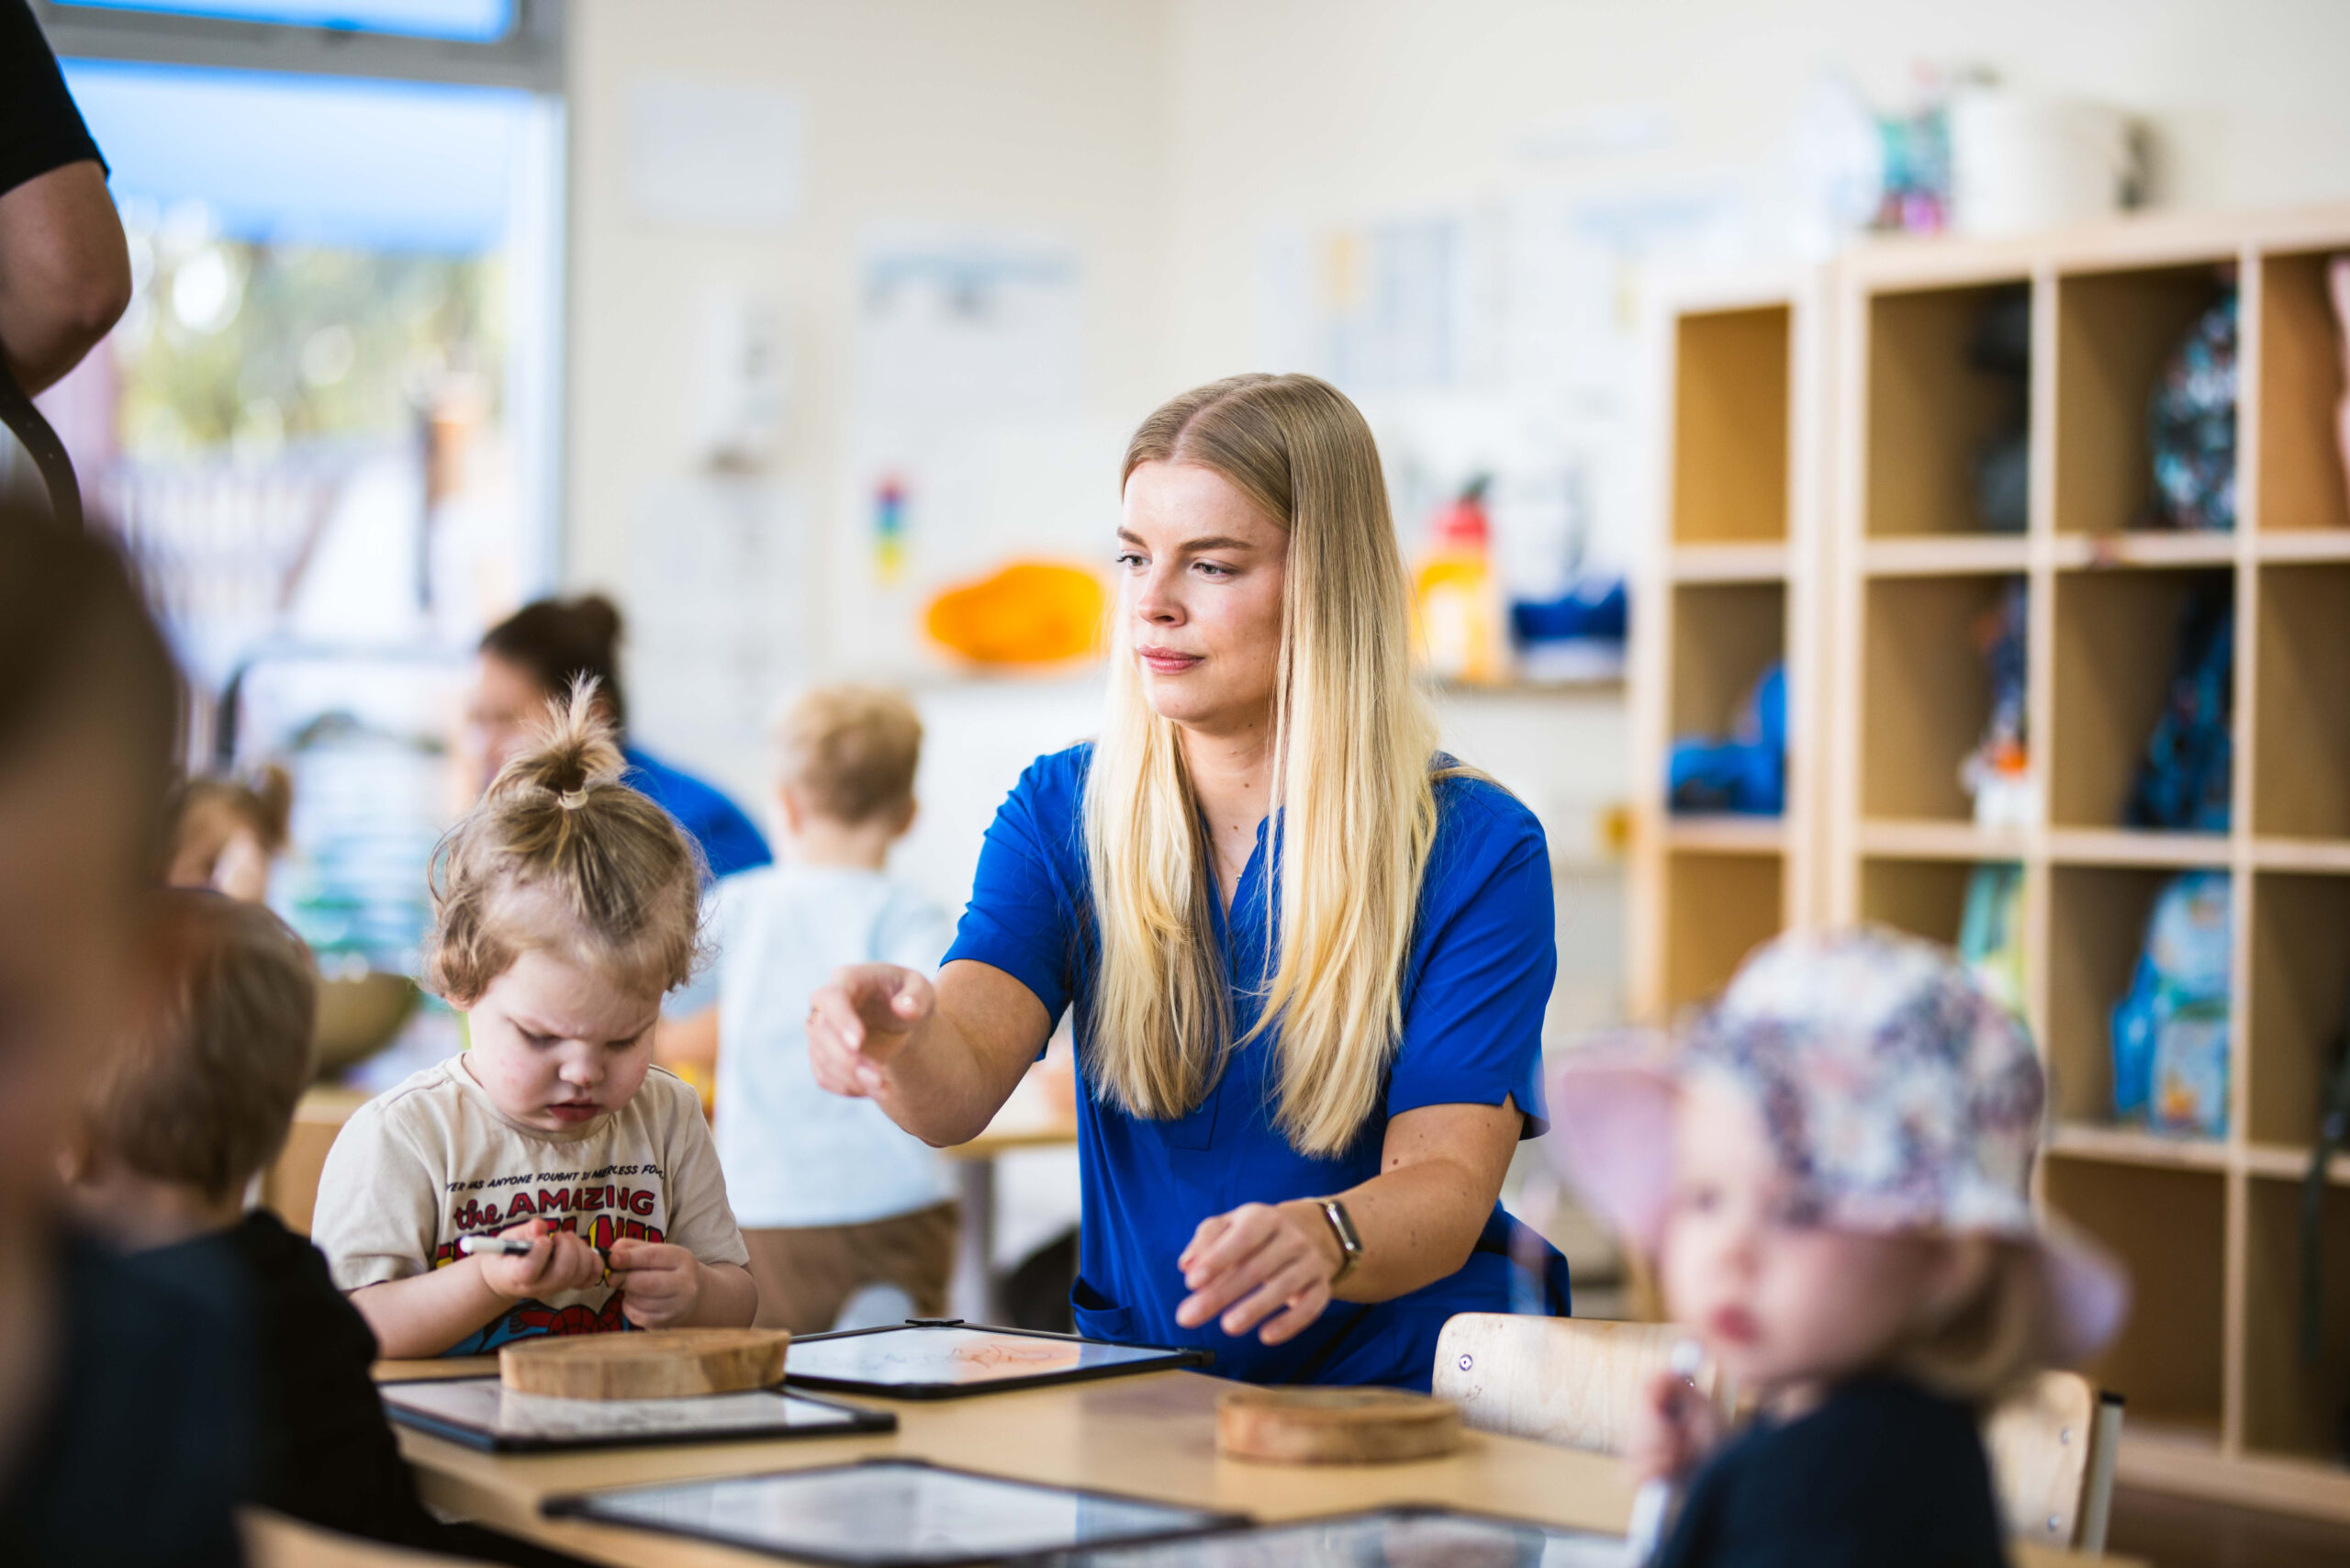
[1159,0,2350,384]
[561,0,1173,837]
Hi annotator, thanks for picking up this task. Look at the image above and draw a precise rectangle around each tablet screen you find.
[381,1375,884,1450]
[554,1460,1241,1567]
[785,1325,1186,1392]
[1046,1508,1630,1568]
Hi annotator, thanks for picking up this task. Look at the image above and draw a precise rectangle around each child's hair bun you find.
[487,677,628,808]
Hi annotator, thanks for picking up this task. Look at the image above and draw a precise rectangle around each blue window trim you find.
[31,0,562,91]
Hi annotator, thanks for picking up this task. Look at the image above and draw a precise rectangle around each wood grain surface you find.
[498,1329,790,1399]
[1214,1385,1462,1464]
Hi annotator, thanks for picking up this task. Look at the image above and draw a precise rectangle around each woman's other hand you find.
[1173,1199,1342,1346]
[808,963,934,1098]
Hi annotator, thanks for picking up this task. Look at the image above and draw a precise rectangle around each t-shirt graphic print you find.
[312,1056,749,1356]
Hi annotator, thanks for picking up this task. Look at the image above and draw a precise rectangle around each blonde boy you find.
[671,687,958,1333]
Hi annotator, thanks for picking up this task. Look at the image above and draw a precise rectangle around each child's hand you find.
[1627,1362,1722,1486]
[808,963,934,1098]
[606,1238,702,1328]
[476,1218,605,1302]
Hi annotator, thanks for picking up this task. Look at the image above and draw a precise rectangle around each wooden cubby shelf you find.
[1631,278,1814,1025]
[1639,209,2350,1518]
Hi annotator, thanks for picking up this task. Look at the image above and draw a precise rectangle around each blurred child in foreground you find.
[1551,928,2129,1568]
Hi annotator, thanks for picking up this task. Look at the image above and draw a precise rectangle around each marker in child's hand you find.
[1625,1338,1705,1564]
[458,1235,537,1257]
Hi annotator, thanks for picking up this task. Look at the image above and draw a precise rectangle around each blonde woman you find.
[809,375,1567,1387]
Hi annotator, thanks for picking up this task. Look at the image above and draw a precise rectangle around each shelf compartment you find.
[1857,856,2016,948]
[2042,1158,2226,1432]
[2252,563,2350,839]
[2053,263,2234,535]
[2045,865,2216,1125]
[2246,869,2350,1147]
[1859,573,2019,823]
[1662,849,1783,1014]
[2049,565,2235,830]
[1864,281,2031,538]
[2244,1176,2350,1463]
[1673,305,1790,543]
[2256,250,2350,535]
[1669,580,1784,739]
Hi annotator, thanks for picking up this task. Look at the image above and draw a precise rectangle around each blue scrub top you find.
[944,744,1568,1391]
[621,744,773,880]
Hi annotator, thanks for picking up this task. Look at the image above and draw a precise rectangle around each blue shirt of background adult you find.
[621,745,772,880]
[944,743,1568,1391]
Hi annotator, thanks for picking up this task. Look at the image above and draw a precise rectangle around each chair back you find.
[1431,1314,1729,1455]
[1984,1372,2121,1553]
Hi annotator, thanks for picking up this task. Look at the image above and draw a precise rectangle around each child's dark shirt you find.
[1655,1372,2009,1568]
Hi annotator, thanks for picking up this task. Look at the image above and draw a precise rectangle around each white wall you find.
[563,0,1173,820]
[1160,0,2350,383]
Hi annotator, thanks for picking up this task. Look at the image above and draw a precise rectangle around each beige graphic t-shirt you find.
[312,1055,749,1355]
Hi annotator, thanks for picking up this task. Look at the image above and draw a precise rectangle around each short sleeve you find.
[941,756,1084,1024]
[652,1072,750,1267]
[1385,801,1556,1135]
[310,1103,441,1292]
[0,1,105,197]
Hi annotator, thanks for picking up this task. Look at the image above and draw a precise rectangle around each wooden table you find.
[380,1361,2136,1567]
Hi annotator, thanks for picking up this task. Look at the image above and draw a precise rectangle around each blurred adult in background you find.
[465,594,773,879]
[0,0,130,396]
[0,505,249,1565]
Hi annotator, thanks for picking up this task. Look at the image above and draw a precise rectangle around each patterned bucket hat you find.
[1549,926,2128,1363]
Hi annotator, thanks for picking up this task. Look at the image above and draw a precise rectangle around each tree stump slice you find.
[1214,1385,1463,1464]
[498,1328,791,1400]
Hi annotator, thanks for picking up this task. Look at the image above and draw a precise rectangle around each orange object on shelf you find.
[924,560,1107,666]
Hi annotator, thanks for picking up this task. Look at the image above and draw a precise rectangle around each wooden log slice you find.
[499,1327,791,1400]
[1214,1385,1463,1464]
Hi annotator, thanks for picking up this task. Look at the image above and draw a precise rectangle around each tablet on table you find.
[379,1374,894,1452]
[543,1457,1248,1567]
[1040,1506,1631,1567]
[783,1320,1210,1399]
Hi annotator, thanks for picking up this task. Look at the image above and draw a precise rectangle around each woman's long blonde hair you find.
[1083,374,1442,1157]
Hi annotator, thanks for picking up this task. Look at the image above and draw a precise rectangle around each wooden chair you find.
[1985,1372,2123,1555]
[1431,1314,1733,1455]
[1430,1315,2122,1555]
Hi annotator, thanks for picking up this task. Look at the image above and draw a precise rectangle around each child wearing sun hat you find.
[1550,926,2129,1567]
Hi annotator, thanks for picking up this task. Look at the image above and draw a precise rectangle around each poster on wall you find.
[836,227,1108,679]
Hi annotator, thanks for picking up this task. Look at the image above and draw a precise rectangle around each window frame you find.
[30,0,563,92]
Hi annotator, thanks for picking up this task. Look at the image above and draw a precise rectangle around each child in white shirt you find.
[666,686,957,1333]
[313,683,755,1357]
